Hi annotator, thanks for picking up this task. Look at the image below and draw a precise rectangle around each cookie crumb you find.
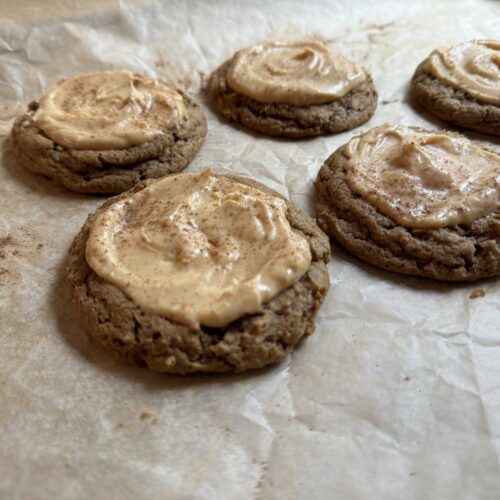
[366,21,397,32]
[310,34,337,45]
[140,411,152,421]
[0,235,15,259]
[115,423,125,430]
[37,243,44,249]
[404,376,410,382]
[154,57,172,70]
[469,288,486,299]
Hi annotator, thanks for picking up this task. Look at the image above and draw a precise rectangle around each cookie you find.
[411,40,500,135]
[207,40,377,138]
[315,124,500,281]
[67,172,330,374]
[11,71,207,194]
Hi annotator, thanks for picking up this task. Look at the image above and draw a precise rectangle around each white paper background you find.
[1,1,500,499]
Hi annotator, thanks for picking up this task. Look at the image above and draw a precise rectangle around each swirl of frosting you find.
[226,40,366,106]
[343,124,500,228]
[85,171,312,328]
[425,40,500,106]
[33,71,186,150]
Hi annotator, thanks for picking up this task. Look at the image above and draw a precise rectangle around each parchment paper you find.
[1,1,500,499]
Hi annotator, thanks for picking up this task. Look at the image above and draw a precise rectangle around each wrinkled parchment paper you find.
[1,1,500,498]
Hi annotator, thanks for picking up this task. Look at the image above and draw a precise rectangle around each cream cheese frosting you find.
[33,70,186,150]
[343,124,500,228]
[86,171,312,328]
[226,40,366,106]
[424,40,500,106]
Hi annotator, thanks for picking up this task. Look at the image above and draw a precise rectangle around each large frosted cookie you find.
[315,124,500,281]
[207,40,377,138]
[67,171,330,374]
[411,40,500,135]
[11,71,207,194]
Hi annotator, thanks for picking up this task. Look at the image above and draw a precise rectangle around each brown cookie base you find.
[11,90,207,194]
[315,131,500,281]
[207,61,378,138]
[411,63,500,136]
[67,175,331,374]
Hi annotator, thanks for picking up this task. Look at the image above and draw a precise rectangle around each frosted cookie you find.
[11,71,207,194]
[67,171,330,374]
[207,40,377,138]
[411,40,500,135]
[315,124,500,281]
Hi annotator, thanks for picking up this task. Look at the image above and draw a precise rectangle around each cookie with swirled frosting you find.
[411,40,500,136]
[67,171,330,374]
[11,71,207,194]
[207,40,378,138]
[315,124,500,281]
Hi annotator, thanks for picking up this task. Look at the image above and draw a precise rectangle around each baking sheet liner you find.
[1,1,500,498]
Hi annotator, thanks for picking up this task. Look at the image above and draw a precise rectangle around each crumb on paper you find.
[154,56,206,94]
[404,376,411,382]
[469,288,486,299]
[154,56,174,70]
[0,235,15,259]
[115,423,125,430]
[364,20,403,45]
[310,33,337,46]
[140,411,152,421]
[365,21,398,32]
[0,266,17,287]
[381,99,398,105]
